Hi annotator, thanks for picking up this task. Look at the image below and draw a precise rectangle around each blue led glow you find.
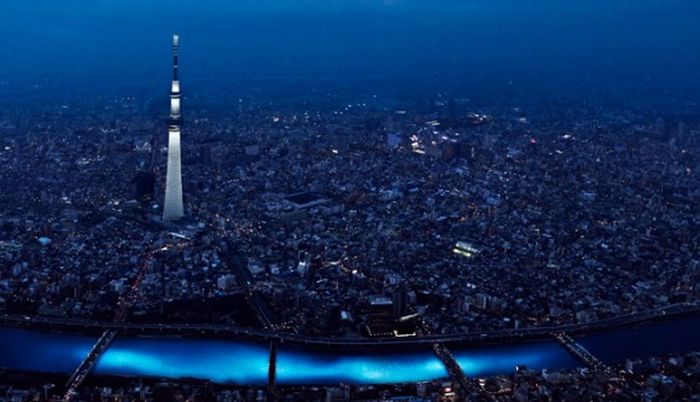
[276,348,447,384]
[95,338,270,384]
[453,341,580,377]
[0,328,93,373]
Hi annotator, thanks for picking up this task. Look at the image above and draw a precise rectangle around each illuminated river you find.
[1,315,699,385]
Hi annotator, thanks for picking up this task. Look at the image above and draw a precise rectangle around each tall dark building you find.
[134,171,156,203]
[366,295,394,337]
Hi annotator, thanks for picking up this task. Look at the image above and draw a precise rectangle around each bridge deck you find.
[419,319,477,396]
[63,329,118,400]
[431,341,477,395]
[268,341,278,401]
[554,331,609,372]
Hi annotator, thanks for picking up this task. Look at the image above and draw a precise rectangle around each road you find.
[2,302,697,348]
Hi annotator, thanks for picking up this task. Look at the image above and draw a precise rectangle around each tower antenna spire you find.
[172,34,179,81]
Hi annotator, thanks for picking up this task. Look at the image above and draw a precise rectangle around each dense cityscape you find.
[1,89,698,334]
[2,0,700,401]
[1,77,699,400]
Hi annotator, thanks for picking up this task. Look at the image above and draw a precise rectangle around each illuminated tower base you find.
[163,127,184,221]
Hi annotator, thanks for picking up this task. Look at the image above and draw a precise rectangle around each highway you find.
[219,246,279,331]
[1,302,698,348]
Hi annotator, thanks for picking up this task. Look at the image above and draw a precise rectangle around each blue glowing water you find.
[453,340,580,377]
[0,328,93,373]
[95,337,270,384]
[2,315,700,385]
[276,347,446,385]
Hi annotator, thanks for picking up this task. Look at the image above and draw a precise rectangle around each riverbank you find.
[1,302,698,350]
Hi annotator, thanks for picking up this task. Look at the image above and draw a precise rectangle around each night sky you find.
[1,0,699,102]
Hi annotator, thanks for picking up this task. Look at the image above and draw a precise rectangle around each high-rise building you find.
[366,295,394,337]
[163,34,184,222]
